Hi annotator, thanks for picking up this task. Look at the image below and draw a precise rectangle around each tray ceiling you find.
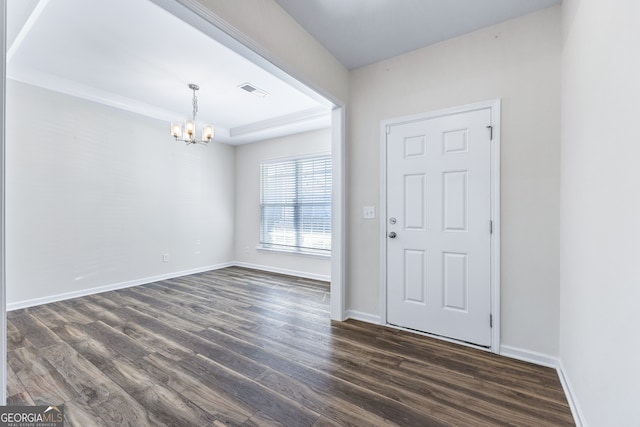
[7,0,331,145]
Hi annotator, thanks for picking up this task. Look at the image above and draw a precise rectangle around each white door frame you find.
[379,99,501,353]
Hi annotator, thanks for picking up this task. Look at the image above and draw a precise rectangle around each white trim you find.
[379,99,501,353]
[489,100,501,353]
[7,72,189,125]
[379,116,388,325]
[256,246,330,259]
[6,260,333,311]
[557,359,586,427]
[6,0,50,63]
[233,262,330,282]
[260,150,332,165]
[230,107,330,137]
[6,262,234,311]
[0,0,7,406]
[382,100,500,128]
[499,344,558,369]
[330,107,346,320]
[345,310,381,325]
[499,347,584,427]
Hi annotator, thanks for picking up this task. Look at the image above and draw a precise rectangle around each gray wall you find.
[6,80,236,306]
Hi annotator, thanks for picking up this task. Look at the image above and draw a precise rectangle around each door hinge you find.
[490,314,493,328]
[489,220,493,234]
[486,125,493,140]
[386,125,391,135]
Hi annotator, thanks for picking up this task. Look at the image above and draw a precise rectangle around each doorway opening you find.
[0,0,346,404]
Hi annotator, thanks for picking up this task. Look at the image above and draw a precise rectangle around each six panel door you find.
[386,108,492,347]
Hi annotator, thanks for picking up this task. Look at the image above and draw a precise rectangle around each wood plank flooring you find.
[7,267,574,426]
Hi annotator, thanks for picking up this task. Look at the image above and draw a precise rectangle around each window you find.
[260,155,331,256]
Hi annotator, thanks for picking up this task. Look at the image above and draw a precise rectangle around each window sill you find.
[257,246,331,259]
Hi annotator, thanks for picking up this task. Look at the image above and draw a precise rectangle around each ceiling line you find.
[7,0,51,63]
[230,107,330,137]
[7,69,237,137]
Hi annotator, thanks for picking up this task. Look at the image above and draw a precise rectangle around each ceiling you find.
[7,0,332,145]
[275,0,562,69]
[7,0,562,143]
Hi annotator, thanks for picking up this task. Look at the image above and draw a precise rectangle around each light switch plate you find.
[363,206,376,219]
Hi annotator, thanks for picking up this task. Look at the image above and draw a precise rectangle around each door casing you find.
[379,99,501,353]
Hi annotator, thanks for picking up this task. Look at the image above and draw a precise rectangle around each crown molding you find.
[230,107,330,137]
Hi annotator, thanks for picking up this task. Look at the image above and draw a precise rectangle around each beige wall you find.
[234,129,331,279]
[203,1,563,356]
[560,0,640,424]
[348,6,561,355]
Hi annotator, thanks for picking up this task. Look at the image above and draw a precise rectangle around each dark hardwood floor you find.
[6,267,574,426]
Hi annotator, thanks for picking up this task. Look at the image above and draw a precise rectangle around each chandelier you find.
[170,83,214,145]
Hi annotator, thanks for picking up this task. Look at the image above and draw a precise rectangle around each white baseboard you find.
[6,262,234,311]
[499,344,558,369]
[557,359,586,427]
[345,309,381,325]
[6,263,583,427]
[232,262,330,282]
[495,346,584,427]
[7,261,329,311]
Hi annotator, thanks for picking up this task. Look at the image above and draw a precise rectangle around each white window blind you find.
[260,155,332,255]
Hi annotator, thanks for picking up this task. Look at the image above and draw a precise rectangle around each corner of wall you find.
[499,345,558,369]
[556,358,586,427]
[191,0,348,103]
[344,309,381,325]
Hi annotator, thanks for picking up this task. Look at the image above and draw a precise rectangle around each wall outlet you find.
[363,206,376,219]
[163,254,169,262]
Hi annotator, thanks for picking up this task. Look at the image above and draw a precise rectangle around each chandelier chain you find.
[192,88,198,121]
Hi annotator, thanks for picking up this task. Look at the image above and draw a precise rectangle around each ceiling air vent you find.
[238,83,269,98]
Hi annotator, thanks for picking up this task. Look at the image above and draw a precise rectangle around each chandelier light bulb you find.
[171,123,182,139]
[203,125,214,141]
[185,120,195,136]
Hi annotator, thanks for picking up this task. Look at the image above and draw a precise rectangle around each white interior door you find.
[386,108,492,347]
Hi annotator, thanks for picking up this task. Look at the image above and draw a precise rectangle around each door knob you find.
[388,231,397,238]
